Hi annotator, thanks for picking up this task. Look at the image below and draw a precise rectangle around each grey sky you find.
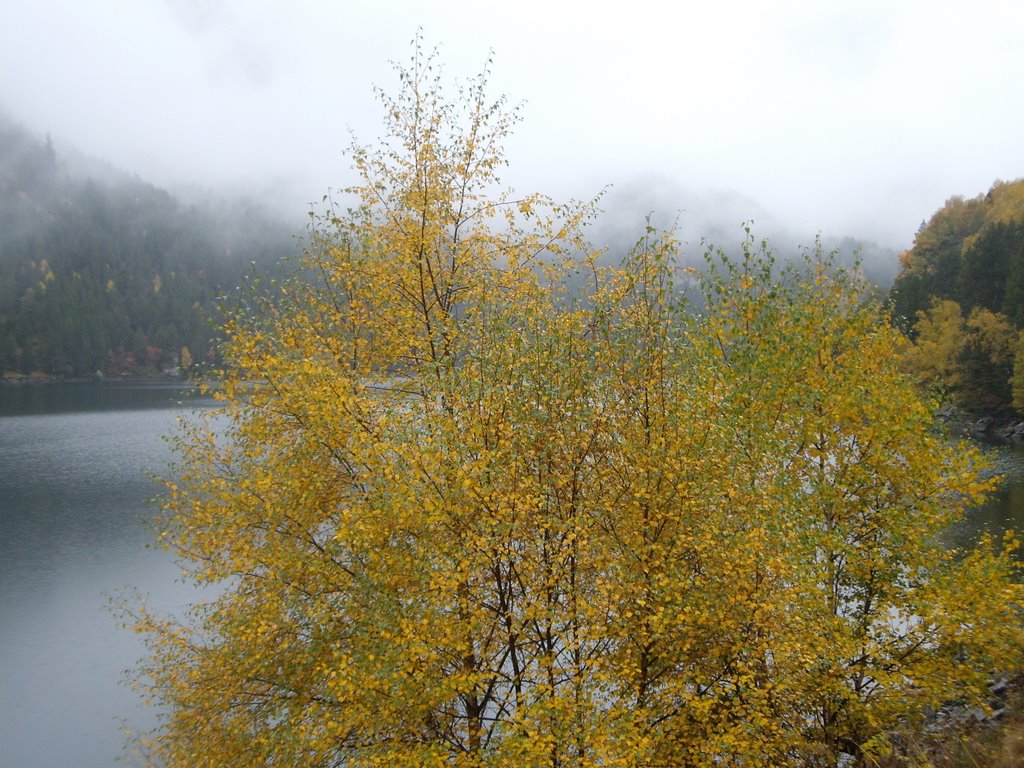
[2,0,1022,251]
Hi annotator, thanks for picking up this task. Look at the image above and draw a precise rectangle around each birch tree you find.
[132,41,1023,768]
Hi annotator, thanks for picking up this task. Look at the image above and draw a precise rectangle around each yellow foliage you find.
[130,40,1023,768]
[910,195,985,271]
[904,299,966,391]
[966,306,1016,366]
[962,179,1024,252]
[985,179,1024,224]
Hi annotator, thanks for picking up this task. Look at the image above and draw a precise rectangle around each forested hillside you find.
[891,179,1024,413]
[0,117,296,379]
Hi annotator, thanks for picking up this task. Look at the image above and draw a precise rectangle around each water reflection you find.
[949,442,1024,560]
[0,380,207,416]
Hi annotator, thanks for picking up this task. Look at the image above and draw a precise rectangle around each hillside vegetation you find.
[0,117,295,379]
[891,179,1024,413]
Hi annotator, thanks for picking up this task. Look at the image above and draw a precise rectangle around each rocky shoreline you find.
[965,414,1024,444]
[937,406,1024,444]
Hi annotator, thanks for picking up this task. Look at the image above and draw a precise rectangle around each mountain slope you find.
[0,117,296,378]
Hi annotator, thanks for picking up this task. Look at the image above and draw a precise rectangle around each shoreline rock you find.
[968,415,1024,444]
[937,406,1024,444]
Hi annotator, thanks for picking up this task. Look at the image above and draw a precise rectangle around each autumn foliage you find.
[133,44,1024,767]
[892,179,1024,413]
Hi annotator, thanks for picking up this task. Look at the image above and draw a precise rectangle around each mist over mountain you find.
[0,115,297,379]
[0,104,906,381]
[588,176,899,288]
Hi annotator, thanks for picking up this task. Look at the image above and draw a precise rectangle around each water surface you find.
[0,383,214,768]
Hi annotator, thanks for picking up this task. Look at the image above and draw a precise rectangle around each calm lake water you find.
[0,383,216,768]
[1,383,1022,768]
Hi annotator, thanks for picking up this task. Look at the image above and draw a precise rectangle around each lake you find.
[0,383,1022,768]
[0,383,216,768]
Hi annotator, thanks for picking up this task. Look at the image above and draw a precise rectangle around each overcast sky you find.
[2,0,1022,251]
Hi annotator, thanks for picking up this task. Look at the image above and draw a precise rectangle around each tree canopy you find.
[890,181,1024,328]
[133,44,1023,768]
[890,180,1024,412]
